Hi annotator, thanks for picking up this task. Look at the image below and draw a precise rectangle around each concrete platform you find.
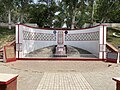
[0,60,119,90]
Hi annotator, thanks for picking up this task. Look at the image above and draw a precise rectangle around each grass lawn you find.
[107,27,120,48]
[0,27,15,49]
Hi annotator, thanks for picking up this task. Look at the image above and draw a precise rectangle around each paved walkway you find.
[37,72,93,90]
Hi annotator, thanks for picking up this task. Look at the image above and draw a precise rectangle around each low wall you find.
[83,23,120,28]
[0,23,38,28]
[0,23,15,27]
[103,23,120,28]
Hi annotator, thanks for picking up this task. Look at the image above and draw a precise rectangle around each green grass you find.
[0,27,15,49]
[107,27,120,48]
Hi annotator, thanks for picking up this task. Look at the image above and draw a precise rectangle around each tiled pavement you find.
[36,72,93,90]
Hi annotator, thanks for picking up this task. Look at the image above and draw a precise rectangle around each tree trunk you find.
[91,4,94,22]
[71,10,76,29]
[91,0,95,26]
[8,10,11,29]
[20,13,24,23]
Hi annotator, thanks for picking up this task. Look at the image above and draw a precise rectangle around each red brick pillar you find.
[113,77,120,90]
[0,73,18,90]
[116,82,120,90]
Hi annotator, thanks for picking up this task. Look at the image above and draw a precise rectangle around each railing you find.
[0,49,3,59]
[0,40,15,62]
[106,42,119,63]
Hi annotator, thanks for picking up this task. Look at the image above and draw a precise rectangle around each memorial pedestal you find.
[0,73,18,90]
[113,77,120,90]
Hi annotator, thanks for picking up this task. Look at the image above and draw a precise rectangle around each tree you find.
[0,1,5,22]
[53,1,67,28]
[107,0,120,22]
[96,0,120,23]
[0,0,15,29]
[87,0,96,26]
[55,0,88,29]
[15,0,33,23]
[28,2,58,27]
[28,4,49,27]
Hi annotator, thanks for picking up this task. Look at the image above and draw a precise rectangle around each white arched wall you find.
[16,24,57,58]
[64,27,100,57]
[16,24,106,59]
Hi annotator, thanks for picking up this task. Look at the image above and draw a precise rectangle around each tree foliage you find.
[0,0,120,28]
[28,1,58,27]
[14,0,33,23]
[96,0,120,23]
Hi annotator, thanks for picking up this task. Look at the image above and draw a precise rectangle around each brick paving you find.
[36,72,93,90]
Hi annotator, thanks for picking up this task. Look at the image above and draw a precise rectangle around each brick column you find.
[113,77,120,90]
[0,73,18,90]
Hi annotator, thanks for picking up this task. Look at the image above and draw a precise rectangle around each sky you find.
[33,0,61,3]
[33,0,38,3]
